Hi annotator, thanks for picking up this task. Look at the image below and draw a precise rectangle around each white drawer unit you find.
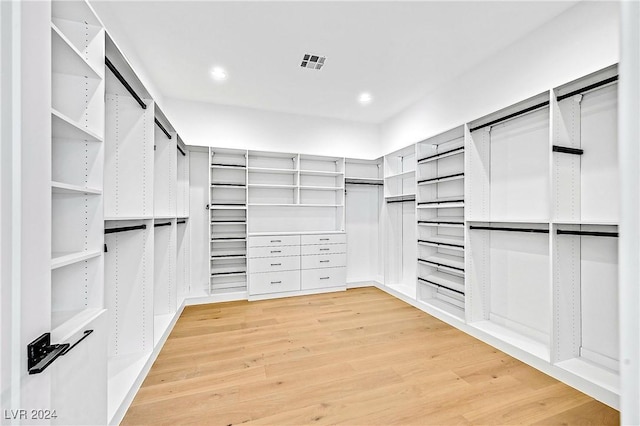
[302,243,347,256]
[250,270,300,295]
[248,235,301,247]
[301,253,346,270]
[249,245,300,258]
[250,256,300,273]
[301,267,346,290]
[301,233,346,245]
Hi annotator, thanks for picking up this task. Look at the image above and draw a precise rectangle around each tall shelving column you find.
[103,34,155,424]
[345,158,384,286]
[152,107,178,344]
[550,65,620,396]
[50,1,108,423]
[466,92,552,361]
[383,145,416,299]
[415,127,465,320]
[176,136,191,303]
[209,148,248,294]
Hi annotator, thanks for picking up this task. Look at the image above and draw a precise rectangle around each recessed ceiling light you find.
[358,92,373,105]
[210,67,227,81]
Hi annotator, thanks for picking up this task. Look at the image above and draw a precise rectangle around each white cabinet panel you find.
[249,270,300,295]
[249,245,300,258]
[302,253,346,270]
[301,233,346,245]
[250,256,300,273]
[302,243,346,256]
[301,267,346,290]
[248,235,300,247]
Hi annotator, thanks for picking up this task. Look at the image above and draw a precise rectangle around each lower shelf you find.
[108,351,152,423]
[470,320,550,362]
[386,282,416,299]
[555,357,619,396]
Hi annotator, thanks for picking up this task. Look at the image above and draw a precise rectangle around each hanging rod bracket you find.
[27,330,93,375]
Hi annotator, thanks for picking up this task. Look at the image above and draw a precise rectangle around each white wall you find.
[164,98,381,159]
[380,1,620,153]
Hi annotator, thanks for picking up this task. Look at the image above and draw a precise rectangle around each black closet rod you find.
[387,199,415,204]
[418,199,464,205]
[418,220,463,225]
[177,145,186,156]
[345,180,384,186]
[104,224,147,234]
[418,172,464,184]
[418,258,464,272]
[177,219,186,224]
[469,225,549,234]
[154,222,172,228]
[154,118,172,139]
[553,146,584,155]
[418,277,465,296]
[557,75,618,101]
[417,146,464,163]
[105,56,146,110]
[418,239,464,249]
[469,100,549,132]
[557,229,619,238]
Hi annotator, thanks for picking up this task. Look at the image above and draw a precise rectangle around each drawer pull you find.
[270,240,281,243]
[271,263,281,266]
[320,238,330,241]
[271,250,281,253]
[320,260,330,263]
[320,248,330,251]
[270,281,282,284]
[320,277,330,280]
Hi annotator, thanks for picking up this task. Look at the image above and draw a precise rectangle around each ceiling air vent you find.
[301,54,326,70]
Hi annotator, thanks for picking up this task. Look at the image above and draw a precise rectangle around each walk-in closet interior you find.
[2,0,639,424]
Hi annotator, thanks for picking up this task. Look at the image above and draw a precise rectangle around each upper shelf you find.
[52,109,103,143]
[385,170,415,180]
[51,24,103,80]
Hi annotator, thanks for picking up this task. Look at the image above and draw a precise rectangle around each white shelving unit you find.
[416,127,465,319]
[383,145,416,298]
[209,148,248,293]
[345,157,384,286]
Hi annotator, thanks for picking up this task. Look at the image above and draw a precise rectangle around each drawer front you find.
[301,233,346,245]
[301,253,346,270]
[249,245,300,258]
[301,267,346,290]
[249,235,300,248]
[250,256,300,273]
[301,243,346,256]
[250,270,300,295]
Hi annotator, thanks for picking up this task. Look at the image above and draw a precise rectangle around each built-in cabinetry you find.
[383,145,416,298]
[102,33,191,424]
[416,126,465,319]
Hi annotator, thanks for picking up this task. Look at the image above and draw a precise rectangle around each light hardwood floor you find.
[122,287,619,425]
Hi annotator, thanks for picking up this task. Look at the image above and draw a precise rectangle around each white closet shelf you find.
[555,358,619,396]
[248,203,343,207]
[299,186,344,191]
[52,109,103,142]
[467,219,549,225]
[211,184,246,188]
[211,255,247,260]
[247,167,296,174]
[248,230,344,236]
[417,197,464,208]
[108,352,153,423]
[51,23,104,79]
[51,181,102,195]
[552,220,619,226]
[421,270,464,288]
[211,237,246,242]
[211,221,247,225]
[210,164,246,169]
[384,170,415,179]
[154,215,175,220]
[469,320,550,362]
[52,249,102,270]
[345,177,383,184]
[386,282,416,299]
[417,146,464,164]
[299,170,344,176]
[51,308,105,343]
[417,173,464,185]
[104,216,153,221]
[418,235,464,250]
[209,205,247,210]
[248,184,297,189]
[418,217,464,227]
[419,253,465,273]
[210,271,247,277]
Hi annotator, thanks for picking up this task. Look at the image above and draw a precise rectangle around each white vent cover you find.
[301,54,326,70]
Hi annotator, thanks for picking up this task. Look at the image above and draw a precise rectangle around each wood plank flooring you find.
[122,287,619,425]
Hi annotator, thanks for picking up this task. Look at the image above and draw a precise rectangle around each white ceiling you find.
[92,1,579,124]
